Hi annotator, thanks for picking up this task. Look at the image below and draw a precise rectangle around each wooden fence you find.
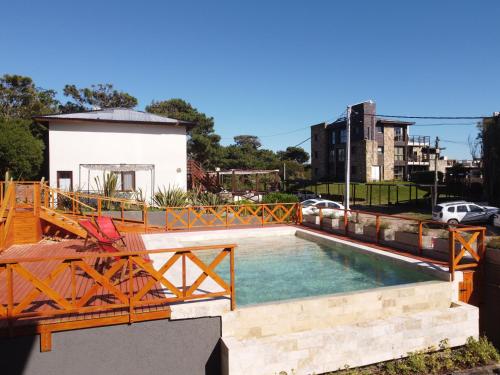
[309,206,486,280]
[0,244,236,346]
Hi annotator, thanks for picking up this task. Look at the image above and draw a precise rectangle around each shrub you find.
[487,236,500,249]
[188,190,228,206]
[153,185,187,207]
[262,192,299,204]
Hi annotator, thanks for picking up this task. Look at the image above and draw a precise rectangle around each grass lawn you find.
[301,182,453,206]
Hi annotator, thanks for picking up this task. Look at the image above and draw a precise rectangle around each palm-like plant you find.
[94,172,118,209]
[153,185,187,207]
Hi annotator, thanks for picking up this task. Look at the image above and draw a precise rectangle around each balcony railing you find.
[407,155,430,164]
[408,135,430,146]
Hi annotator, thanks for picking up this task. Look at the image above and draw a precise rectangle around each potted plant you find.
[394,224,433,252]
[362,220,395,241]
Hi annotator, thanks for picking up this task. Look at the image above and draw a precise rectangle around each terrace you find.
[0,181,487,374]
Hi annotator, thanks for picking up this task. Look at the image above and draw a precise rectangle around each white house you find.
[34,108,193,201]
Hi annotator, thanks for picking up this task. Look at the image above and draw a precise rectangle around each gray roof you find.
[33,108,193,127]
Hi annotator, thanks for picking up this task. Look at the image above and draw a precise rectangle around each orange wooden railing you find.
[449,226,486,280]
[0,182,15,251]
[0,244,236,328]
[311,205,486,279]
[165,203,301,230]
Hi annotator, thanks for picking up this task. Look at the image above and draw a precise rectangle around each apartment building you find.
[310,101,442,182]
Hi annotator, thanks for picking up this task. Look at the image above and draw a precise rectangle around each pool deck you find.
[0,233,172,337]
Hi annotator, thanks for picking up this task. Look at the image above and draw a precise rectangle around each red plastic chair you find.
[94,216,126,247]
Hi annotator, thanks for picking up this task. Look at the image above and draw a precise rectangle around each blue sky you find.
[1,0,499,158]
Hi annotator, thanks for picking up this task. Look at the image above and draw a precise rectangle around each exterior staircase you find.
[187,159,220,192]
[39,207,87,238]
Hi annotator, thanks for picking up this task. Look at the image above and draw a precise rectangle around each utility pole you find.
[433,136,440,208]
[344,105,351,210]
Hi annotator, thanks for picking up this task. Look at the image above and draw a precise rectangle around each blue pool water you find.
[195,235,435,306]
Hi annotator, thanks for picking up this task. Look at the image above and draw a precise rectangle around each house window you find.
[376,126,384,134]
[57,171,73,191]
[331,131,336,144]
[377,146,384,154]
[119,171,135,191]
[395,147,405,161]
[340,129,347,143]
[394,127,404,141]
[337,148,345,162]
[394,166,404,180]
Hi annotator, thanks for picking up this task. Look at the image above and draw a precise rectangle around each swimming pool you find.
[186,234,436,306]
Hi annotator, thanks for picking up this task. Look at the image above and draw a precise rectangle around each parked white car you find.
[432,201,499,225]
[493,214,500,228]
[301,199,347,217]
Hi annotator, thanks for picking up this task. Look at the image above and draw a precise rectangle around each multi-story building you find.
[310,101,443,182]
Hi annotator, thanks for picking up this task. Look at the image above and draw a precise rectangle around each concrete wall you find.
[48,121,188,200]
[2,318,221,375]
[483,247,500,348]
[310,123,329,181]
[383,126,395,180]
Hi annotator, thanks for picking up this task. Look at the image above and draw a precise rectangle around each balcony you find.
[407,135,430,146]
[407,154,430,165]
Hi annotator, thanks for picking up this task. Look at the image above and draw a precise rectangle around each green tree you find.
[60,83,138,112]
[0,74,59,119]
[0,119,44,179]
[146,99,221,168]
[233,135,261,150]
[278,146,309,164]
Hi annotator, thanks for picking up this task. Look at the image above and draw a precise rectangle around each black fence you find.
[285,180,482,208]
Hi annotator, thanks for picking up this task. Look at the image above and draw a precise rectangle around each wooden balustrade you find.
[165,203,301,230]
[312,205,485,279]
[0,244,237,329]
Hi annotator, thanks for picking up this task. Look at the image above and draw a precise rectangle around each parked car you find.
[301,199,346,217]
[493,214,500,228]
[296,190,320,200]
[432,201,499,225]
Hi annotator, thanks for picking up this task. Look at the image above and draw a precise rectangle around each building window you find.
[340,129,347,143]
[314,134,318,141]
[314,168,319,175]
[377,146,384,154]
[351,166,357,174]
[394,166,404,180]
[376,126,384,134]
[395,147,405,161]
[337,148,345,162]
[366,127,371,140]
[119,171,135,191]
[314,151,319,159]
[394,127,404,142]
[331,131,336,144]
[351,146,357,154]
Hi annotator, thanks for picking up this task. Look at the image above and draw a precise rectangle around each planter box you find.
[347,222,364,236]
[362,226,395,241]
[394,231,433,251]
[321,217,343,230]
[303,215,320,227]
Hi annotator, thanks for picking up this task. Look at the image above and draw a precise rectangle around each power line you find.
[361,113,489,120]
[293,137,311,147]
[412,122,477,127]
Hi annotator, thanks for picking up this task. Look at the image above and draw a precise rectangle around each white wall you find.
[49,121,187,200]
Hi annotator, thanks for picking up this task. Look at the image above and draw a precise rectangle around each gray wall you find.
[482,248,500,348]
[2,317,221,375]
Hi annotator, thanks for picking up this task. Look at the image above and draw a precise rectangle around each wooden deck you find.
[0,233,171,343]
